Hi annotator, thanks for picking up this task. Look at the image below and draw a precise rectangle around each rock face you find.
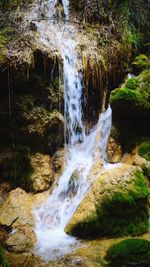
[0,50,64,190]
[65,165,149,237]
[30,153,54,192]
[107,137,122,163]
[0,188,36,252]
[52,148,66,179]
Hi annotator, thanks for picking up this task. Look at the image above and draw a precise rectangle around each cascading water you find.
[33,0,113,260]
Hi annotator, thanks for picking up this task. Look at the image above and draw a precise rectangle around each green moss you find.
[125,78,137,90]
[105,239,150,266]
[143,167,150,181]
[132,54,150,70]
[0,242,10,267]
[110,69,150,112]
[138,140,150,161]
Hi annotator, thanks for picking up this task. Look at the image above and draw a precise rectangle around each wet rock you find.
[68,170,80,195]
[20,105,64,152]
[30,22,37,32]
[52,148,65,178]
[107,137,122,163]
[30,153,54,192]
[65,165,149,237]
[59,170,81,199]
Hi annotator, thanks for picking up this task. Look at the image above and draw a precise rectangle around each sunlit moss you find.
[110,69,150,111]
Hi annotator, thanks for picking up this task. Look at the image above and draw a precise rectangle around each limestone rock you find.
[30,153,54,192]
[0,188,36,252]
[65,165,149,237]
[107,137,122,163]
[0,188,35,228]
[52,148,66,179]
[6,226,36,252]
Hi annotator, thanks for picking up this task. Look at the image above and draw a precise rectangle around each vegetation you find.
[110,0,150,47]
[132,54,150,71]
[0,0,31,10]
[105,238,150,266]
[138,140,150,161]
[0,243,10,267]
[0,28,13,63]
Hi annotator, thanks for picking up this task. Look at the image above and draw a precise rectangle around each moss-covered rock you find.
[105,238,150,266]
[110,69,150,115]
[65,165,149,238]
[110,68,150,152]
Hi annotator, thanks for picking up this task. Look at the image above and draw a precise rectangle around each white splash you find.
[34,107,112,260]
[32,0,113,260]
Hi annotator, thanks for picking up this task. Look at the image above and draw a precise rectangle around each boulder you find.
[0,188,36,252]
[0,188,35,228]
[65,165,149,237]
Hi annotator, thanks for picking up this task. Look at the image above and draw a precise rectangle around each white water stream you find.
[32,0,113,260]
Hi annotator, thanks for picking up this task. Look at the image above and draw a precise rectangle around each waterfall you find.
[32,0,113,260]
